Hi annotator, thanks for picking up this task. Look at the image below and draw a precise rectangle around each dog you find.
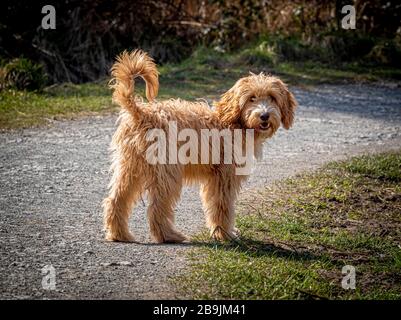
[103,49,297,243]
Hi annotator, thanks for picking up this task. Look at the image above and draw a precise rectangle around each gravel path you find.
[0,84,400,299]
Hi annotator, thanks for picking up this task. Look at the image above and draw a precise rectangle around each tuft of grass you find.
[240,41,276,67]
[330,153,401,182]
[177,152,401,299]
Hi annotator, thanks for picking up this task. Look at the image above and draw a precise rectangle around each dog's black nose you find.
[260,112,269,121]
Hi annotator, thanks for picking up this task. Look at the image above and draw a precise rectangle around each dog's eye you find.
[250,96,257,102]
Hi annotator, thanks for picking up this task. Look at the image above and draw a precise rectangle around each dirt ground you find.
[0,83,400,299]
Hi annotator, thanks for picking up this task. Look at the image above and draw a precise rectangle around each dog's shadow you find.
[198,237,322,262]
[139,236,322,262]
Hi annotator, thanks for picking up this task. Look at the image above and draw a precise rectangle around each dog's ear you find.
[278,82,297,130]
[215,86,242,126]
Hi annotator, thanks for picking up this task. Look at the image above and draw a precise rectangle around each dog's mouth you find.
[258,122,270,131]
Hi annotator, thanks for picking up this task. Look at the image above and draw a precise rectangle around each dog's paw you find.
[164,230,189,243]
[152,229,188,244]
[211,226,237,242]
[105,230,135,242]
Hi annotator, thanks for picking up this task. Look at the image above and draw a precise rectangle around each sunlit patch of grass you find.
[177,152,401,299]
[330,152,401,182]
[274,62,401,85]
[0,82,115,129]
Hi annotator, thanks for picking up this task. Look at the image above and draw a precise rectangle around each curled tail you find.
[109,50,159,118]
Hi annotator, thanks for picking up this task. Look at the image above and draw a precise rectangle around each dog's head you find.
[215,73,297,137]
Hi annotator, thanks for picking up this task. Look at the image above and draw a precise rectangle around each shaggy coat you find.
[103,50,297,243]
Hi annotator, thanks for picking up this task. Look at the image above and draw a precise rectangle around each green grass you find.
[2,43,401,130]
[0,82,115,129]
[275,61,401,84]
[331,152,401,182]
[177,152,401,299]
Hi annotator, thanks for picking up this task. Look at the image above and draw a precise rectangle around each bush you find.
[0,58,47,91]
[241,34,401,68]
[366,40,401,67]
[240,41,276,67]
[274,37,321,62]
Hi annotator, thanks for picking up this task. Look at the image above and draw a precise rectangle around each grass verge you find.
[1,44,401,130]
[0,82,115,130]
[177,152,401,299]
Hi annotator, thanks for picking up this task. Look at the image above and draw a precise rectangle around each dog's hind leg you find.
[103,167,143,242]
[147,178,187,243]
[200,175,239,241]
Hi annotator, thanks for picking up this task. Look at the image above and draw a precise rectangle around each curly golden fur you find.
[103,49,297,243]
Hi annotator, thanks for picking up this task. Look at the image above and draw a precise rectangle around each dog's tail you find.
[109,50,159,118]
